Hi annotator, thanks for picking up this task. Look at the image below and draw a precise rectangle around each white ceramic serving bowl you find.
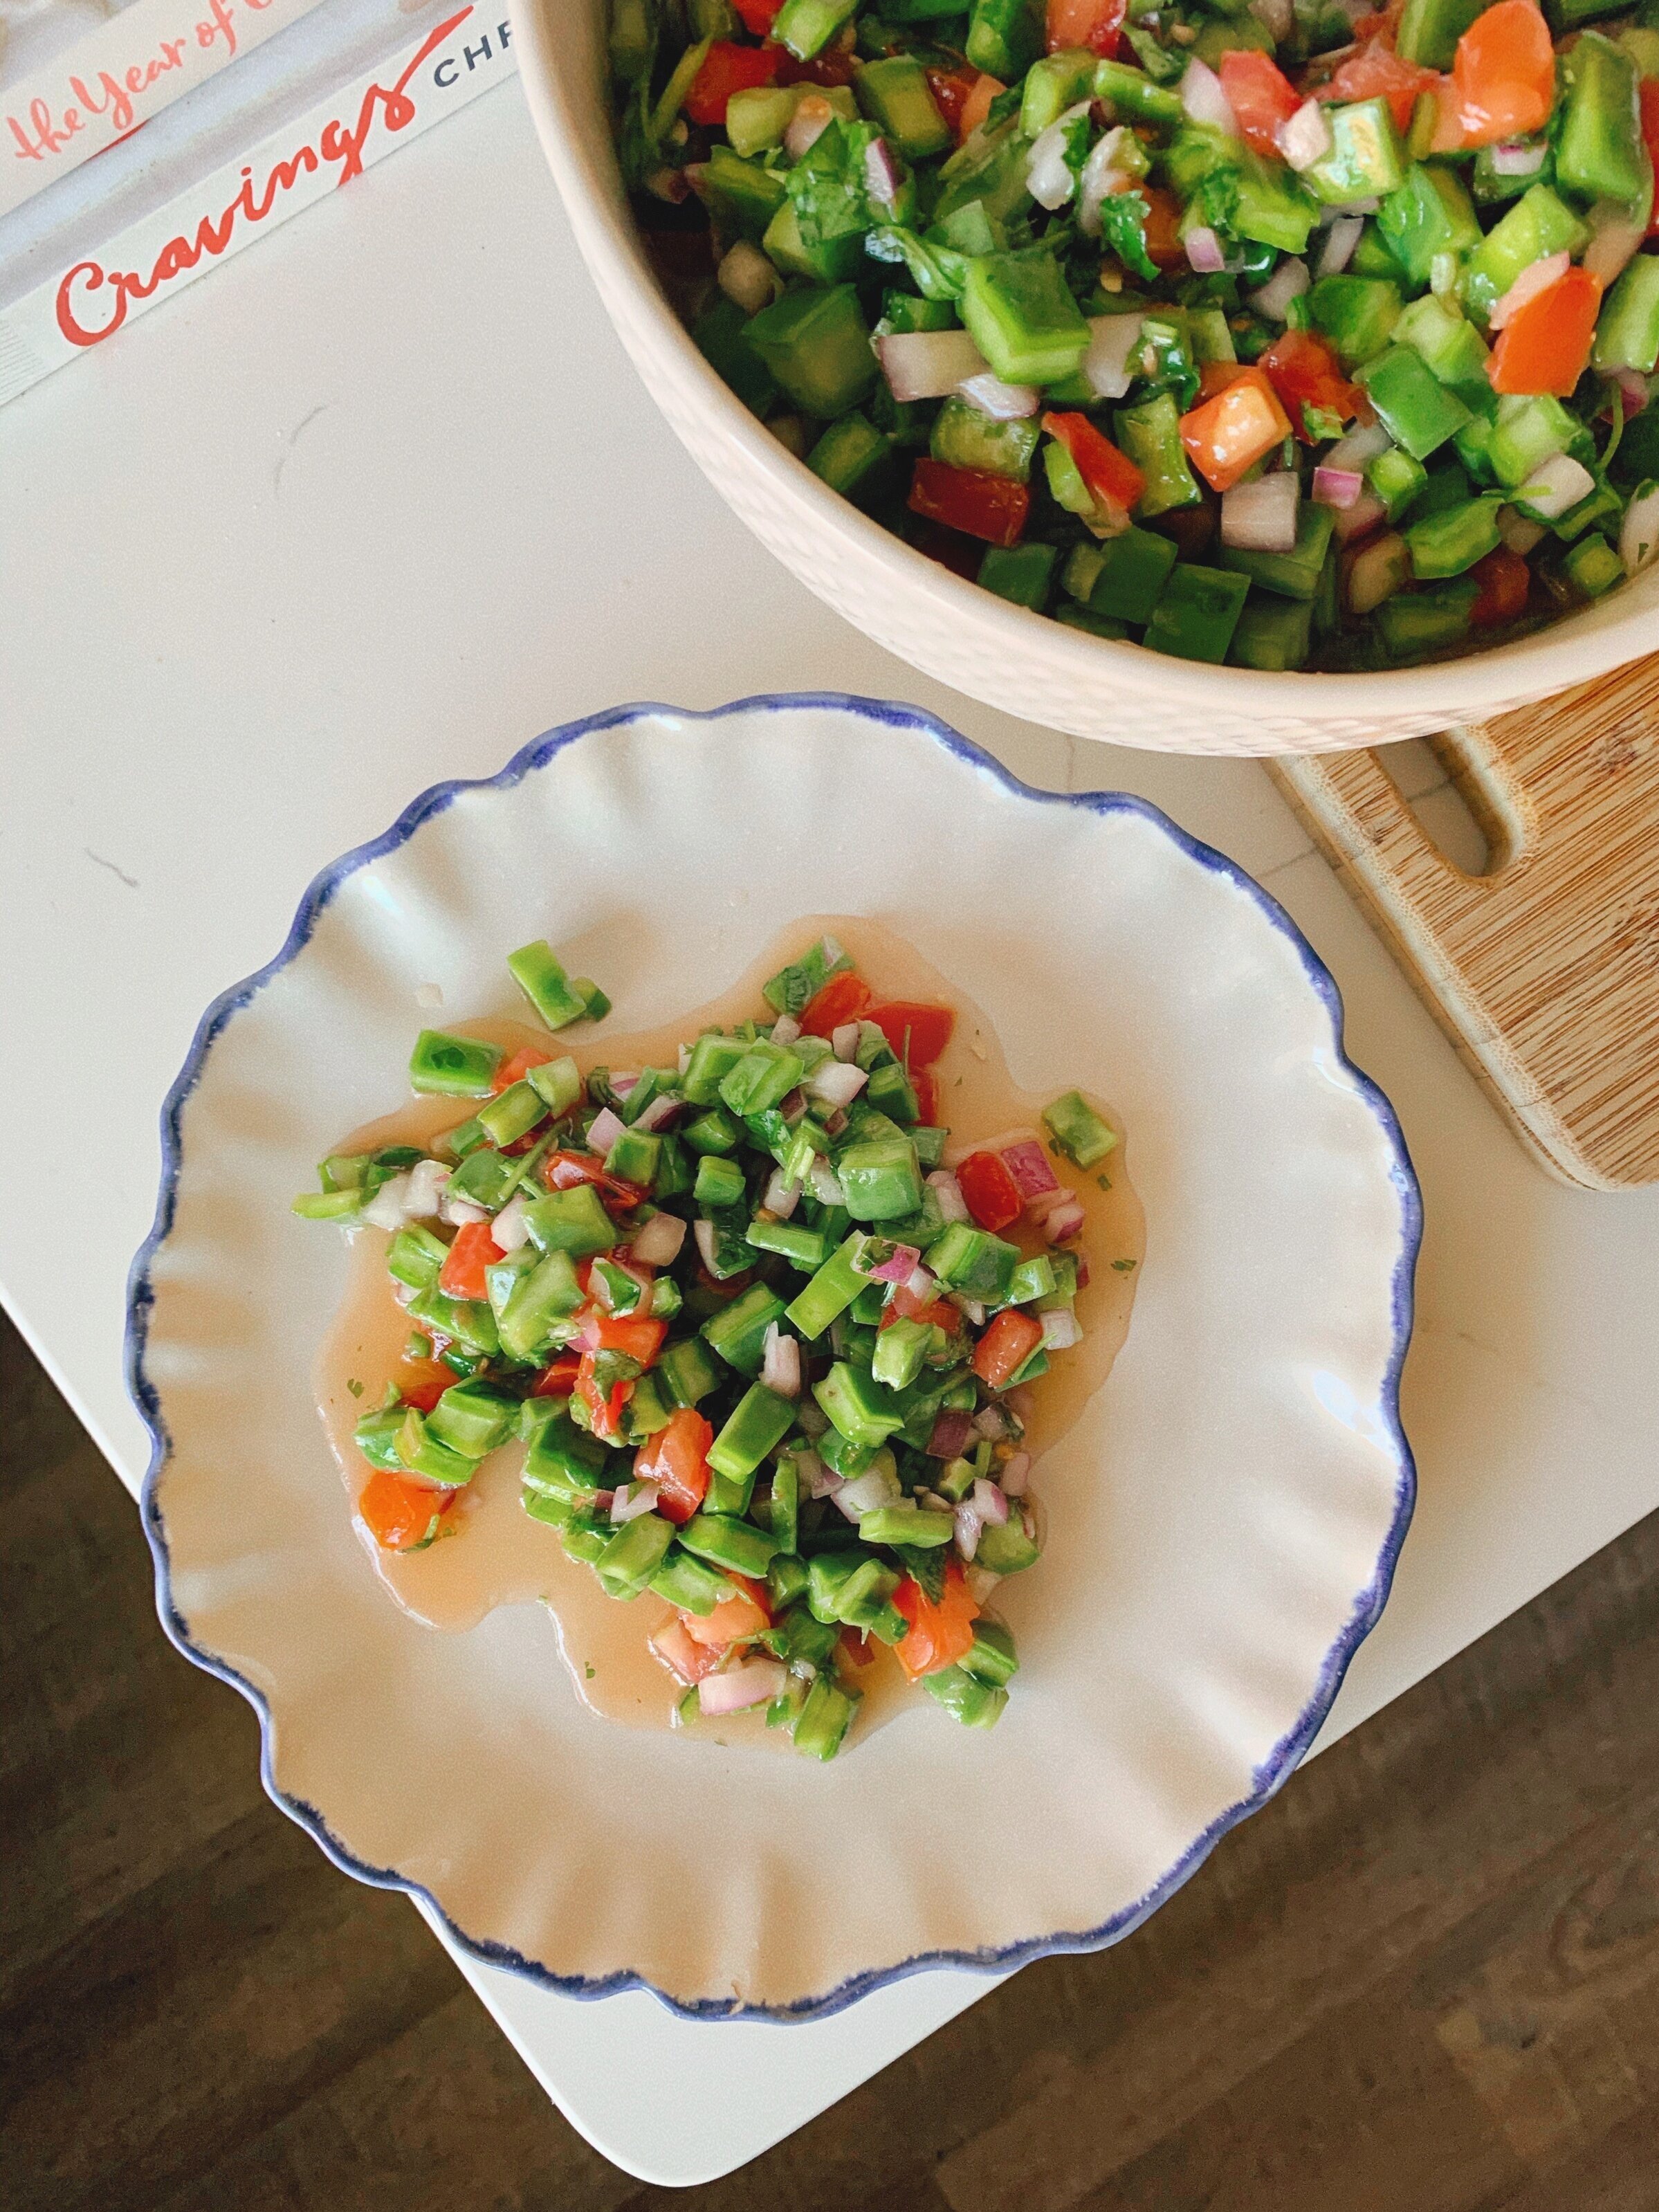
[509,0,1656,757]
[130,695,1418,2019]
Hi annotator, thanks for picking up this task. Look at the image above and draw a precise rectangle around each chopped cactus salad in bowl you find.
[297,931,1128,1761]
[600,0,1658,673]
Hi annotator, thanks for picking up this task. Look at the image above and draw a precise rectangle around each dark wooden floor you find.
[5,1308,1658,2212]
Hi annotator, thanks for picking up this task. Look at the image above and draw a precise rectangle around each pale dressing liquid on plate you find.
[315,920,1143,1746]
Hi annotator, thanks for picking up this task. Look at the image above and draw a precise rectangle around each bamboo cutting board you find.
[1270,654,1659,1193]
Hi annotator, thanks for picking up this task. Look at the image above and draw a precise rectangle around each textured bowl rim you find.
[510,0,1659,741]
[126,693,1422,2023]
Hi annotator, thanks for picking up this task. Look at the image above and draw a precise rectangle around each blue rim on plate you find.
[125,693,1422,2024]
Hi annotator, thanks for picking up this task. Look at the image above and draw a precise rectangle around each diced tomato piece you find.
[953,68,1004,142]
[532,1352,582,1398]
[358,1469,453,1553]
[1468,546,1532,628]
[543,1149,647,1211]
[684,37,782,126]
[1180,367,1293,493]
[893,1561,980,1680]
[731,0,781,31]
[913,1068,941,1125]
[575,1362,631,1443]
[956,1150,1025,1233]
[650,1614,722,1684]
[1047,0,1126,58]
[682,1580,771,1648]
[908,459,1029,548]
[1489,267,1602,396]
[1640,77,1659,241]
[973,1308,1044,1389]
[438,1218,502,1301]
[1451,0,1555,147]
[1218,48,1300,158]
[1257,329,1364,441]
[863,1000,955,1067]
[634,1406,713,1524]
[838,1627,877,1670]
[1321,38,1440,137]
[800,969,873,1037]
[1043,412,1148,522]
[491,1044,552,1094]
[393,1355,454,1413]
[583,1311,668,1368]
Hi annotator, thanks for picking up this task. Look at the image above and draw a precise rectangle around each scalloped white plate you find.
[129,695,1419,2019]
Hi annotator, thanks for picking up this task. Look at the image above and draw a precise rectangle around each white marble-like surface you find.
[1,75,1654,2189]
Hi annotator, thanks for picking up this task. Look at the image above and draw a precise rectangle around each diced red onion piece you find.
[953,1295,988,1326]
[966,1564,1000,1604]
[926,1168,970,1225]
[761,1322,801,1399]
[970,1477,1009,1528]
[1312,466,1365,510]
[1000,1137,1061,1200]
[784,92,835,160]
[954,1503,982,1562]
[1606,367,1651,422]
[798,1449,838,1499]
[807,1059,868,1109]
[1249,0,1292,38]
[870,1243,922,1284]
[1082,311,1147,400]
[863,135,904,212]
[1489,250,1569,332]
[693,1218,721,1273]
[630,1210,686,1267]
[698,1658,788,1717]
[1075,1251,1090,1290]
[904,1261,938,1304]
[1025,101,1092,210]
[443,1196,489,1227]
[808,1155,845,1207]
[717,239,778,316]
[831,1022,861,1063]
[1184,224,1227,275]
[762,1168,801,1218]
[1585,207,1646,288]
[877,328,990,403]
[1278,97,1332,173]
[645,166,689,205]
[587,1106,626,1155]
[1023,1183,1074,1222]
[973,1405,1011,1441]
[492,1193,532,1252]
[360,1173,411,1230]
[1000,1451,1032,1498]
[609,1072,639,1098]
[1315,214,1364,279]
[1346,530,1409,614]
[632,1093,681,1132]
[610,1482,661,1525]
[927,1408,975,1460]
[405,1158,450,1218]
[1490,136,1546,177]
[1519,450,1595,520]
[1041,1307,1083,1352]
[1043,1199,1087,1245]
[1333,491,1388,545]
[957,372,1043,420]
[1180,55,1237,137]
[1248,255,1310,325]
[1497,505,1547,556]
[1077,130,1135,237]
[769,1014,802,1048]
[1325,420,1392,473]
[1221,470,1301,553]
[1620,484,1659,576]
[393,1280,417,1309]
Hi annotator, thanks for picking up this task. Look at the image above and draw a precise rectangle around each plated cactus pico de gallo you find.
[610,0,1658,669]
[297,932,1137,1762]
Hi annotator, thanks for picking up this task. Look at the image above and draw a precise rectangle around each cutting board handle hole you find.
[1371,729,1523,881]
